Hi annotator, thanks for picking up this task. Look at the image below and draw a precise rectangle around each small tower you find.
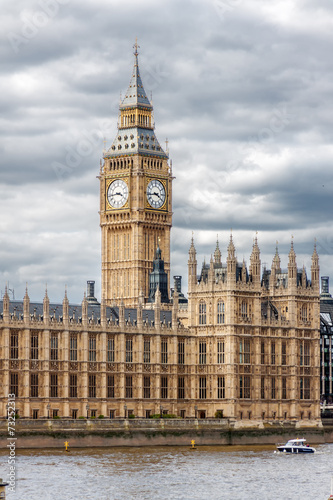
[227,234,237,286]
[62,289,69,327]
[214,237,221,264]
[82,292,88,327]
[2,286,9,322]
[23,285,30,323]
[288,239,297,286]
[188,236,197,291]
[148,244,169,303]
[249,235,261,285]
[43,287,50,325]
[311,241,320,292]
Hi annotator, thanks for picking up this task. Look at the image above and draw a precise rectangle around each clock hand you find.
[152,191,161,198]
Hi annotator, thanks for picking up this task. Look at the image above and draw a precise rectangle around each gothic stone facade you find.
[0,237,321,423]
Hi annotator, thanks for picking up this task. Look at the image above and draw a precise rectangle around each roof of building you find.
[104,42,167,160]
[105,126,167,159]
[0,300,172,327]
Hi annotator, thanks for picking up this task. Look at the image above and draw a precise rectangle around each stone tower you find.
[99,41,173,307]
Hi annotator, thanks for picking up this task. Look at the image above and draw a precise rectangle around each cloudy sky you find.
[1,0,333,303]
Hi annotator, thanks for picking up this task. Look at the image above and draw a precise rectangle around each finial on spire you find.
[133,37,140,56]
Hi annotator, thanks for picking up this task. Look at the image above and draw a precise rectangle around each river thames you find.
[1,443,332,500]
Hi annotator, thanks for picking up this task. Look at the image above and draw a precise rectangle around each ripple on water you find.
[1,444,332,500]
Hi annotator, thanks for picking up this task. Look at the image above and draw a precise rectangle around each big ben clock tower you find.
[99,41,172,307]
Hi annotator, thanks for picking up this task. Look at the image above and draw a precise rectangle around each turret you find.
[249,235,261,284]
[154,287,161,332]
[208,255,215,285]
[214,237,221,264]
[172,289,179,331]
[3,285,9,322]
[63,288,69,327]
[270,243,281,291]
[82,292,88,327]
[23,285,30,323]
[100,296,106,328]
[43,287,50,325]
[241,259,247,282]
[227,234,236,285]
[188,236,197,290]
[311,241,320,292]
[288,239,297,290]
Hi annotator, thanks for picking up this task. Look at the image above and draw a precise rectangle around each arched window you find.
[217,301,225,324]
[199,301,206,325]
[301,305,308,322]
[241,301,248,318]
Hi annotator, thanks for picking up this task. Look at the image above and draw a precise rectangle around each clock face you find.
[147,179,166,209]
[107,179,129,209]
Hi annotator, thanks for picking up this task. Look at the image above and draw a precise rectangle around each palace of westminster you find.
[1,43,332,425]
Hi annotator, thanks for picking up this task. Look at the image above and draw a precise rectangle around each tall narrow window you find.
[301,305,308,322]
[241,301,248,319]
[178,376,185,399]
[304,341,310,366]
[282,377,287,399]
[161,338,168,364]
[69,374,77,398]
[199,301,206,325]
[271,341,276,365]
[178,339,185,365]
[261,377,265,399]
[143,338,150,363]
[217,341,225,363]
[89,374,96,398]
[89,335,96,362]
[50,374,58,398]
[300,377,310,399]
[217,301,225,324]
[240,339,250,364]
[161,376,168,399]
[107,375,115,398]
[10,373,18,397]
[70,335,77,361]
[199,377,207,399]
[108,336,115,363]
[126,338,133,363]
[239,376,250,399]
[261,341,265,365]
[143,376,150,399]
[30,373,38,397]
[281,341,287,366]
[217,376,225,399]
[50,333,58,361]
[271,378,276,399]
[199,341,207,365]
[31,332,38,360]
[125,375,133,398]
[10,332,18,359]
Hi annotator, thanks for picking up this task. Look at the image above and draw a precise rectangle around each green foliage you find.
[215,410,223,419]
[78,416,85,419]
[98,414,104,419]
[90,416,96,419]
[128,414,135,419]
[53,415,60,419]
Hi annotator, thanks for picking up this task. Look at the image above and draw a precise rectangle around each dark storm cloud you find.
[0,0,333,301]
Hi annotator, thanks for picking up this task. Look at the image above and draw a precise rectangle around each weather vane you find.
[133,37,140,56]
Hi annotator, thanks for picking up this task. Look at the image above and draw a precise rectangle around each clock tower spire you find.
[99,43,172,307]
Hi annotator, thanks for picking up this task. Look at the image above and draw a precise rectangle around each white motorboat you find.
[276,438,316,454]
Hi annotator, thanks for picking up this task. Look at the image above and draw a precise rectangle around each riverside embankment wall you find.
[1,419,333,448]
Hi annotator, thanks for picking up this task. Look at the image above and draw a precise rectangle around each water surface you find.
[1,444,332,500]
